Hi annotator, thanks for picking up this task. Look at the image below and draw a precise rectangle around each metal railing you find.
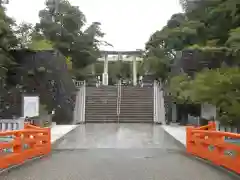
[74,80,86,124]
[153,80,165,124]
[117,80,122,123]
[0,118,25,132]
[73,80,85,89]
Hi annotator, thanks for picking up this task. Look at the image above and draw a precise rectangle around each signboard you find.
[23,96,39,118]
[201,103,216,120]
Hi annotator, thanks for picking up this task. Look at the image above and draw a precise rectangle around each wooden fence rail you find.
[186,122,240,174]
[0,123,51,169]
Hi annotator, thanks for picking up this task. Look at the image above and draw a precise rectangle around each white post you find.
[158,90,164,124]
[156,83,161,124]
[132,55,137,86]
[73,89,80,124]
[82,81,86,123]
[74,81,86,124]
[153,81,157,123]
[91,63,95,75]
[159,86,166,125]
[102,54,108,85]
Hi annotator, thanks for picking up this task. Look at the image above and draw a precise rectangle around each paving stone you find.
[0,124,238,180]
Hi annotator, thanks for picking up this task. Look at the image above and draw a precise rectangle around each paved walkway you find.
[0,123,238,180]
[51,125,78,143]
[162,124,186,146]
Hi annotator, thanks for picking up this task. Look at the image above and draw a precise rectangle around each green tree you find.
[0,5,18,79]
[37,0,106,69]
[28,38,53,51]
[146,0,240,126]
[145,0,240,80]
[15,22,33,48]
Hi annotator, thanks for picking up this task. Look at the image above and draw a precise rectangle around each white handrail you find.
[117,80,121,123]
[82,80,86,123]
[154,81,157,123]
[153,80,165,124]
[74,80,86,124]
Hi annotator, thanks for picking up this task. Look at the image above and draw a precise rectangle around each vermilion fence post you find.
[186,121,240,174]
[186,126,193,153]
[46,127,51,153]
[0,123,52,169]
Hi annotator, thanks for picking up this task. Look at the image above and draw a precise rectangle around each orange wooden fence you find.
[0,123,51,169]
[186,122,240,174]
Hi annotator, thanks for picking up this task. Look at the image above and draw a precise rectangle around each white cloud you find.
[6,0,182,51]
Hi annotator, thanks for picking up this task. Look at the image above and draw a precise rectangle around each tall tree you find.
[0,4,18,79]
[37,0,105,69]
[15,22,33,48]
[148,0,240,125]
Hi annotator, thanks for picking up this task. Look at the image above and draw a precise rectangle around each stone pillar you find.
[132,55,137,86]
[91,63,95,75]
[102,54,108,85]
[172,103,177,123]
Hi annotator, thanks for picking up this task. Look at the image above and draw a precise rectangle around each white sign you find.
[23,96,39,118]
[201,103,216,120]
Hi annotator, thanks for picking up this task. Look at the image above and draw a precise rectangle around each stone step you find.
[120,108,153,110]
[120,111,153,116]
[85,105,116,107]
[86,111,153,114]
[86,102,153,105]
[85,100,117,102]
[86,111,153,113]
[84,86,154,123]
[85,105,117,107]
[85,115,118,122]
[85,105,153,109]
[86,98,117,101]
[86,96,117,99]
[86,113,117,116]
[121,87,153,89]
[85,108,117,110]
[121,93,153,95]
[86,106,153,109]
[121,93,153,96]
[119,116,153,119]
[86,94,117,97]
[85,111,117,114]
[121,89,153,91]
[120,105,153,108]
[120,98,153,100]
[85,108,117,111]
[86,96,117,98]
[85,117,153,123]
[120,102,153,104]
[120,105,153,107]
[86,113,153,116]
[85,102,117,105]
[121,90,153,92]
[120,112,153,114]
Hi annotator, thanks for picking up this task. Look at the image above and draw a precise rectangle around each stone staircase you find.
[85,86,118,122]
[85,86,154,123]
[119,86,154,122]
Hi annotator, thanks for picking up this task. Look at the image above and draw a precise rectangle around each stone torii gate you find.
[98,50,143,86]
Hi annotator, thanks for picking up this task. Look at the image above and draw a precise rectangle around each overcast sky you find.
[6,0,182,51]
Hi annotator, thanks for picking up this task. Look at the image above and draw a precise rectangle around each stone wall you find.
[0,49,77,124]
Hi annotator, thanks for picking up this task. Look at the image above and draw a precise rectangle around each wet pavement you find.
[0,123,239,180]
